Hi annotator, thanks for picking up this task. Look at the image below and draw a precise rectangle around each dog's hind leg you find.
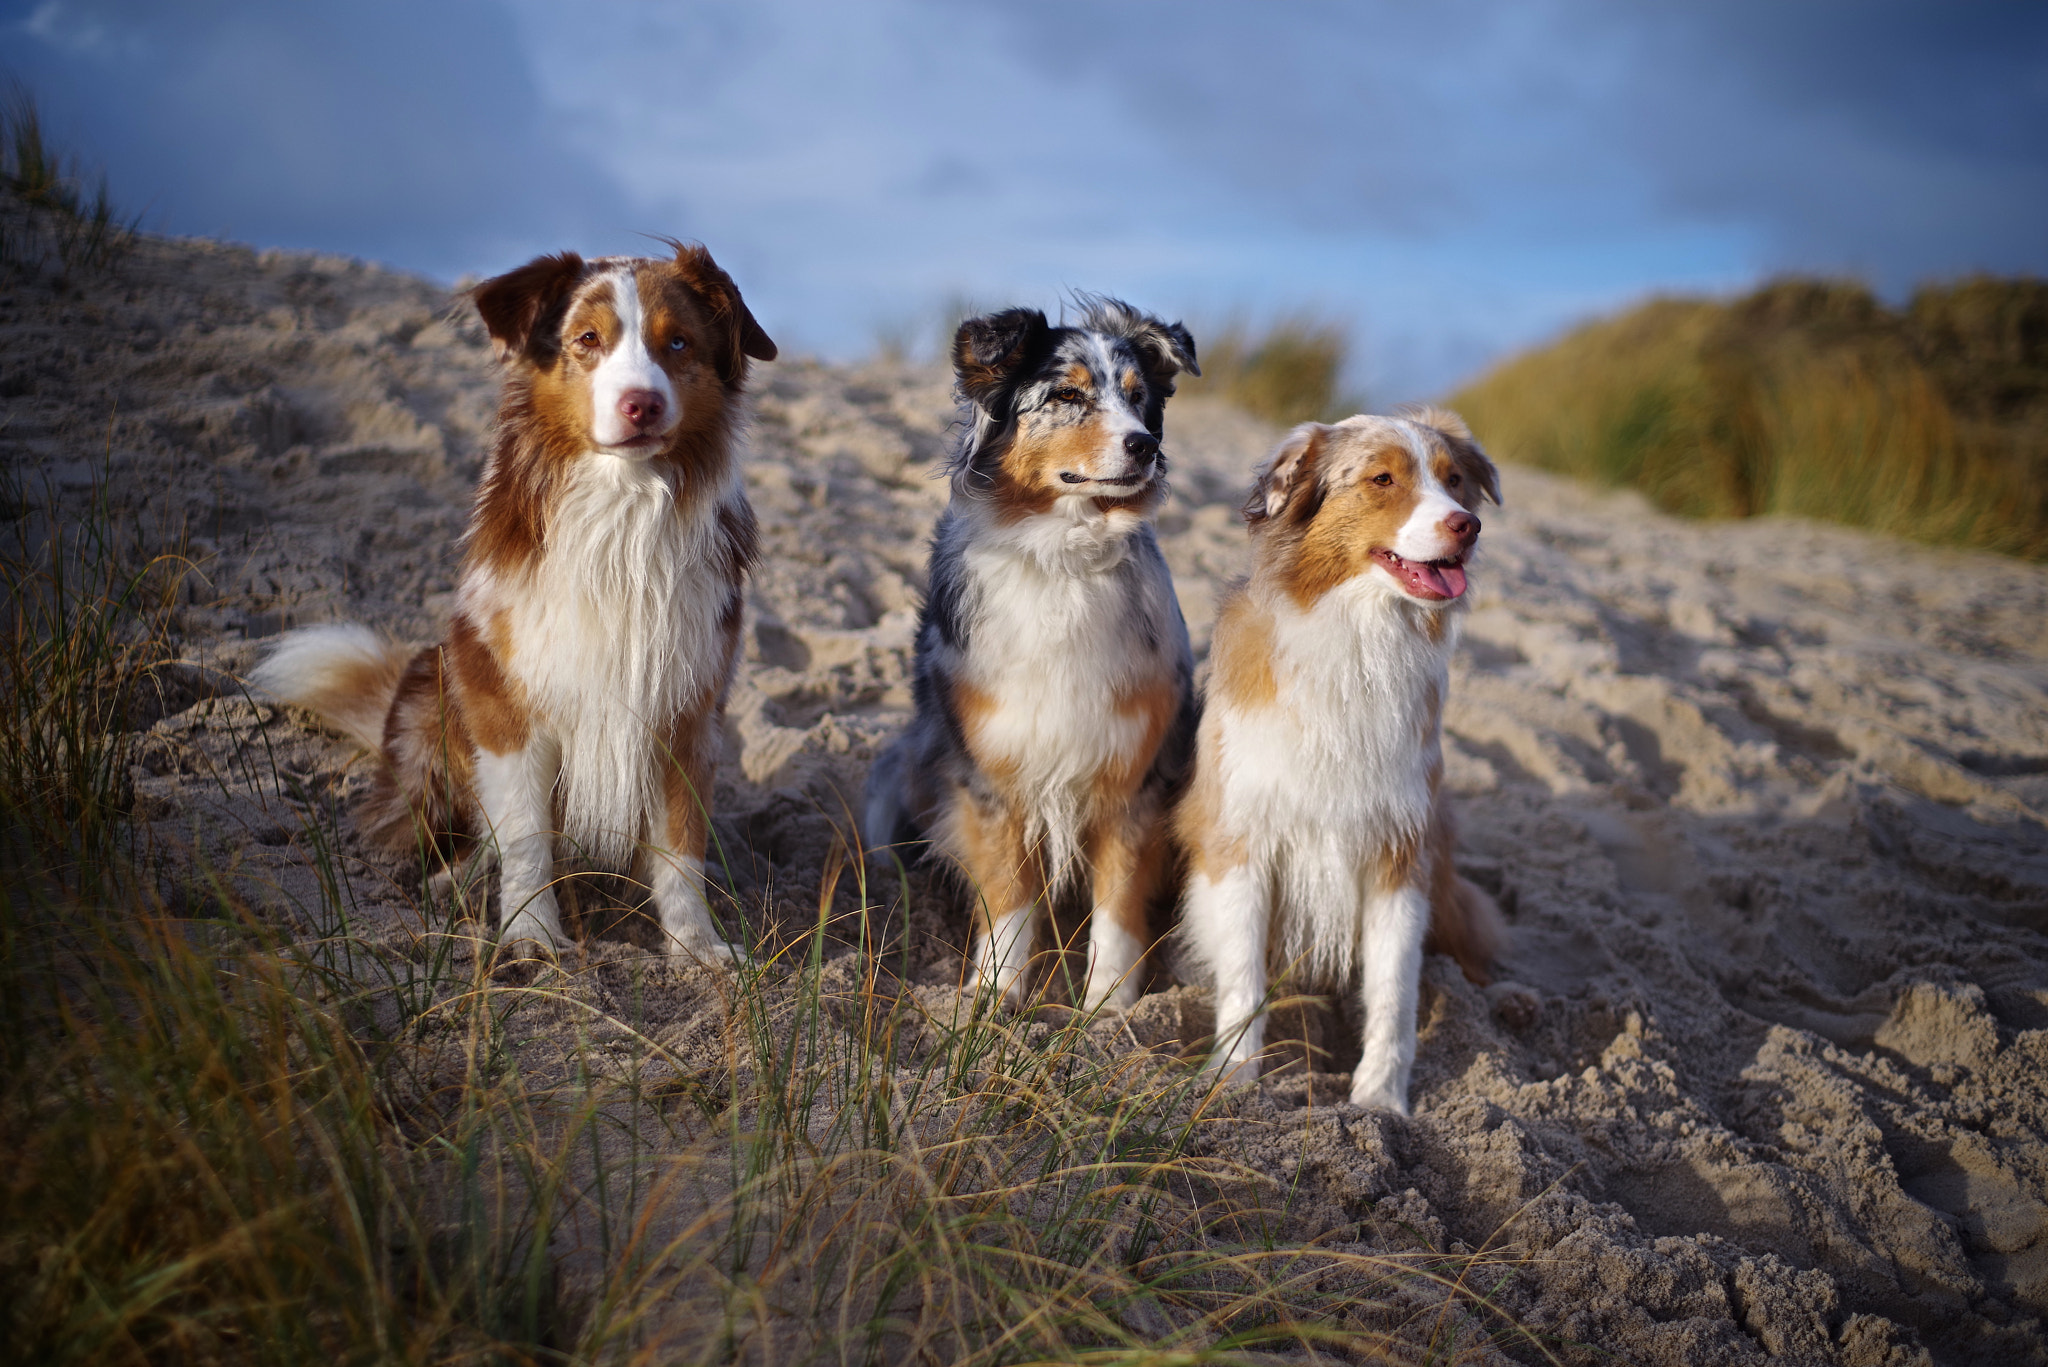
[428,842,497,913]
[1423,804,1505,984]
[861,735,916,852]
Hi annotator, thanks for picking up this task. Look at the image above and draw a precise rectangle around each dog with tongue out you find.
[1173,406,1507,1115]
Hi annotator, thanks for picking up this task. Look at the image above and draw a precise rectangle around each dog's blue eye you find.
[668,336,687,352]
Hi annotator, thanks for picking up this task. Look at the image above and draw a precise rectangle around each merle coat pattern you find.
[865,298,1200,1010]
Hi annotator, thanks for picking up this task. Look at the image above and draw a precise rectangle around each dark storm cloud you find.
[1602,2,2048,283]
[2,0,639,277]
[4,0,2043,393]
[984,0,2048,284]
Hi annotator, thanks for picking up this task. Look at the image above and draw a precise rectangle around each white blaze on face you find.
[588,266,679,450]
[1388,428,1470,565]
[1090,334,1151,445]
[1048,334,1151,487]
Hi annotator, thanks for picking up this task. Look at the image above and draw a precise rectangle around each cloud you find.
[1599,2,2048,284]
[4,0,637,276]
[5,0,2043,396]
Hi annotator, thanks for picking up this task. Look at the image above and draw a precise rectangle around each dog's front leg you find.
[947,790,1043,1008]
[1186,861,1271,1085]
[1351,883,1429,1114]
[1080,808,1169,1013]
[648,709,734,964]
[474,735,571,957]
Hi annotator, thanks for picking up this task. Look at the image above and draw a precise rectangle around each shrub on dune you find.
[1451,275,2048,560]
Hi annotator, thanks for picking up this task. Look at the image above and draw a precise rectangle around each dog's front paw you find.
[498,909,572,959]
[1079,976,1138,1016]
[1345,1076,1411,1116]
[662,930,738,967]
[1201,1051,1261,1089]
[970,965,1032,1012]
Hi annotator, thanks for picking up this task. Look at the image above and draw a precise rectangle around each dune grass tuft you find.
[1450,275,2048,559]
[0,86,138,275]
[1,465,1546,1365]
[1177,315,1366,426]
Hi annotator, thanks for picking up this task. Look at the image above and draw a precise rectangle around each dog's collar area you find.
[1370,547,1470,601]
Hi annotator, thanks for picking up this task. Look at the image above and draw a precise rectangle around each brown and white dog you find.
[864,299,1200,1011]
[254,243,775,960]
[1176,408,1505,1113]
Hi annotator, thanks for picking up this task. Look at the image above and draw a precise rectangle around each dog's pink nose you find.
[618,389,665,429]
[1444,510,1480,544]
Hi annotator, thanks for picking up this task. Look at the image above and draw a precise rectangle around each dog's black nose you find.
[1123,432,1159,461]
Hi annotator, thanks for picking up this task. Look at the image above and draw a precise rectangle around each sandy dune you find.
[9,230,2048,1365]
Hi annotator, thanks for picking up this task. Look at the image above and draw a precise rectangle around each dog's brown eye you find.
[1054,385,1085,404]
[1446,472,1461,487]
[1371,472,1394,486]
[576,330,600,348]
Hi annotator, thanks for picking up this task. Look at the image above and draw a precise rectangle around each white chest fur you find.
[463,455,735,864]
[1213,582,1458,978]
[956,500,1179,879]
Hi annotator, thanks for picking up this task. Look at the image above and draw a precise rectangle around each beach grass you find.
[0,470,1544,1365]
[1177,314,1367,426]
[1450,275,2048,559]
[0,102,1547,1362]
[0,86,137,274]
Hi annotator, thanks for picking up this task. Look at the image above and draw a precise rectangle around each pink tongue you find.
[1410,561,1467,599]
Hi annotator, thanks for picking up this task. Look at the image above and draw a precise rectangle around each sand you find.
[7,225,2047,1366]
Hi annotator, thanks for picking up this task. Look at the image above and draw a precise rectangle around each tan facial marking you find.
[996,416,1121,518]
[1286,435,1422,606]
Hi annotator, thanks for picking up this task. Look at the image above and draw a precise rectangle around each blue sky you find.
[7,1,2045,398]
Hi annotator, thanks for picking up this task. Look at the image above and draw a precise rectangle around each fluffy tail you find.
[250,623,410,753]
[1427,876,1508,986]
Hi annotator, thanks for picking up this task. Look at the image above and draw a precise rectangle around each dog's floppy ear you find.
[953,308,1050,409]
[1245,422,1327,527]
[1131,316,1200,386]
[669,241,777,384]
[471,252,586,362]
[1406,404,1502,506]
[1074,296,1199,389]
